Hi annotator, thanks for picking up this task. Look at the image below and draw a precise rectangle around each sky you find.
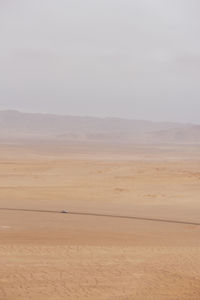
[0,0,200,123]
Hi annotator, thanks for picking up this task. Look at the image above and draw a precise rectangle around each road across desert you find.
[1,207,200,226]
[0,143,200,300]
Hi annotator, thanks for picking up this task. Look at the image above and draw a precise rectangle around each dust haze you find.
[1,1,200,300]
[0,0,200,123]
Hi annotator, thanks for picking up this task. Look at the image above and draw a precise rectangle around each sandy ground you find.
[0,142,200,300]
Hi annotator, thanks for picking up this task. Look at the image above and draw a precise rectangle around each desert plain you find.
[0,142,200,300]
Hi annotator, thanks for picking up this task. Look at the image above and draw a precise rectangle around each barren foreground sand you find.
[0,143,200,300]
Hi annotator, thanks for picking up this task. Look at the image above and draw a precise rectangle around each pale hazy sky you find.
[0,0,200,123]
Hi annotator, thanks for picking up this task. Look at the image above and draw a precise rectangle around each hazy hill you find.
[0,110,199,144]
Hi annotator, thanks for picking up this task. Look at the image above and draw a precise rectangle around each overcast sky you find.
[0,0,200,123]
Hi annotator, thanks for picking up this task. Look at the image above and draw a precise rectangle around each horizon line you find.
[0,109,198,126]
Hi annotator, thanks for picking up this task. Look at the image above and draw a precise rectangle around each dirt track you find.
[1,207,200,226]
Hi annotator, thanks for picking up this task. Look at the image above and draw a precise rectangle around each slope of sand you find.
[0,143,200,300]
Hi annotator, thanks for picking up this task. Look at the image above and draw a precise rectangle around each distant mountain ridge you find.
[0,110,199,144]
